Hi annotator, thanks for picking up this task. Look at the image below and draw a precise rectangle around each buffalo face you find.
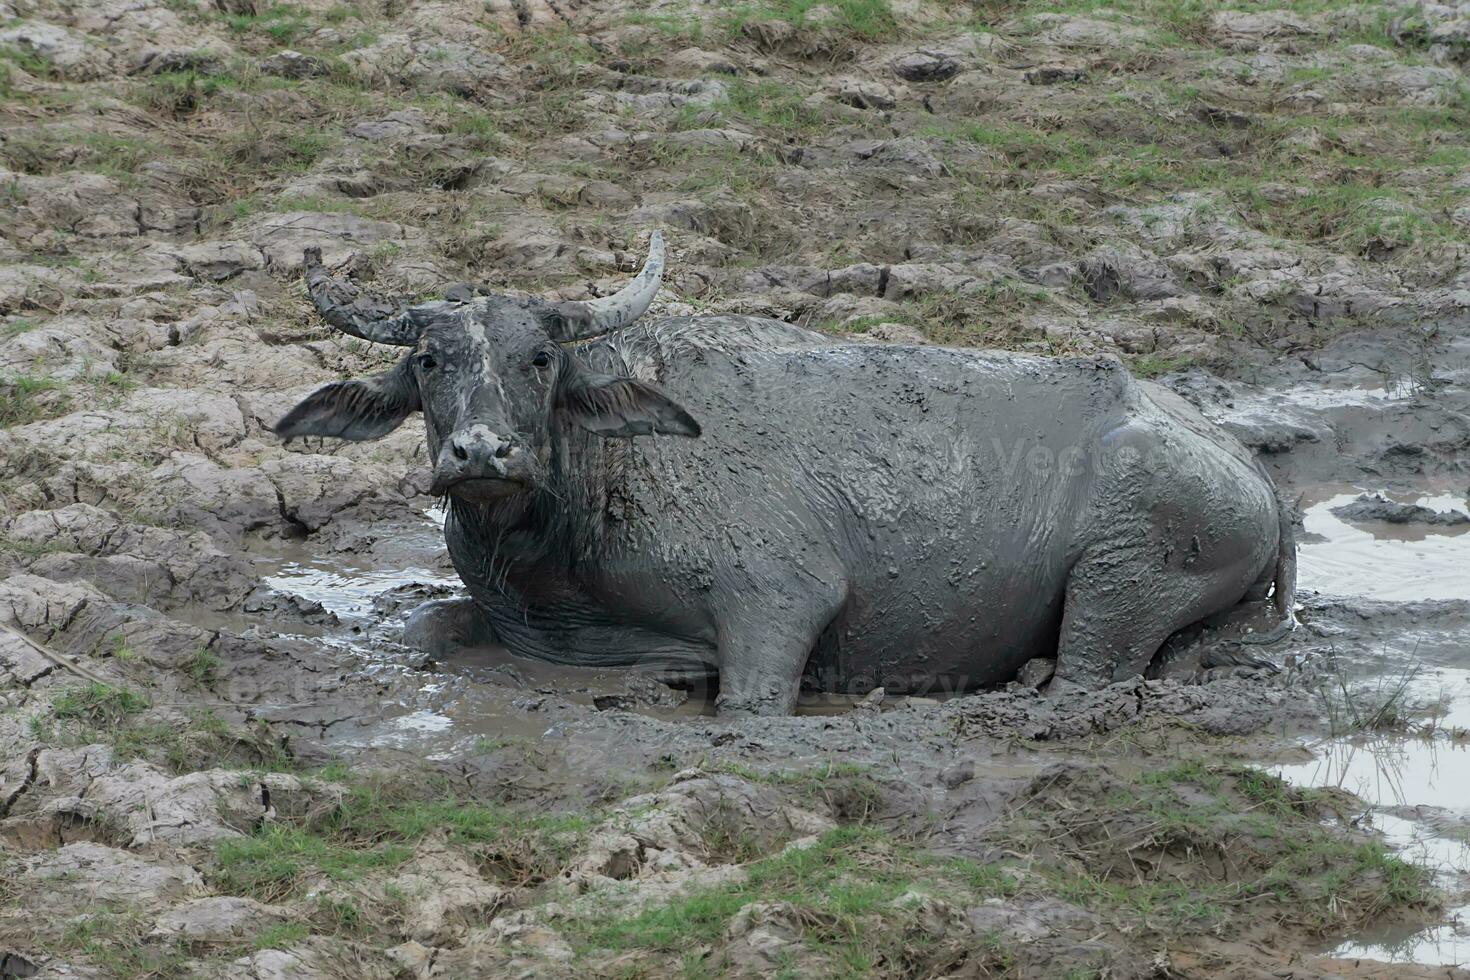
[274,234,700,504]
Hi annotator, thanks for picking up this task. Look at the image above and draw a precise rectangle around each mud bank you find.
[5,0,1470,976]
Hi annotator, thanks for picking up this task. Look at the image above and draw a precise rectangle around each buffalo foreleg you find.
[713,586,846,717]
[402,597,495,658]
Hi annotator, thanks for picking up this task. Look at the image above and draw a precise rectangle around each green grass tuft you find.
[722,0,898,40]
[185,647,223,685]
[0,374,69,428]
[211,785,595,903]
[53,683,150,726]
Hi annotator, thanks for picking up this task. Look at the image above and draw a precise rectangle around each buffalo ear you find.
[274,356,420,442]
[557,370,701,439]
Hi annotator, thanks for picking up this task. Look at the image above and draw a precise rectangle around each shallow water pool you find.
[1296,488,1470,602]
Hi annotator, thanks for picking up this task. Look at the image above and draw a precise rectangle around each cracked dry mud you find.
[3,0,1470,977]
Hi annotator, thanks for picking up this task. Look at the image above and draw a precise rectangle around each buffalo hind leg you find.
[1051,545,1237,692]
[403,597,494,659]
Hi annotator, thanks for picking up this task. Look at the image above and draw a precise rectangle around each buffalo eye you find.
[531,351,550,369]
[416,353,438,372]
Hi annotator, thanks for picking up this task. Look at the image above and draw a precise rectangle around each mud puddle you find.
[1267,476,1470,964]
[1276,726,1470,965]
[252,509,456,621]
[1333,901,1470,966]
[261,560,459,623]
[251,502,945,751]
[1275,377,1424,410]
[1296,483,1470,602]
[1272,665,1470,965]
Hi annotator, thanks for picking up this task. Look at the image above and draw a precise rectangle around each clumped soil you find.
[3,0,1470,977]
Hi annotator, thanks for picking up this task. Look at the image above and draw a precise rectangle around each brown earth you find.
[3,0,1470,977]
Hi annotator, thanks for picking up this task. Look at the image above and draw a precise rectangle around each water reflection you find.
[1331,904,1470,966]
[1296,490,1470,601]
[1273,378,1419,410]
[1270,669,1470,969]
[1273,735,1470,812]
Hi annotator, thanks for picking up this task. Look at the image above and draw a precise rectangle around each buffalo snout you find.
[431,423,529,499]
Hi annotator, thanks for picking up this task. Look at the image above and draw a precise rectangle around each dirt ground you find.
[3,0,1470,976]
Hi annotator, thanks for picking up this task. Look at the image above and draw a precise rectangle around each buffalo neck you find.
[444,422,625,585]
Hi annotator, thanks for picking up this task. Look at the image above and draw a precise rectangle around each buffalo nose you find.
[447,426,514,469]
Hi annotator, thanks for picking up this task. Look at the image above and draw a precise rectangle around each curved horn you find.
[303,246,428,346]
[557,232,665,341]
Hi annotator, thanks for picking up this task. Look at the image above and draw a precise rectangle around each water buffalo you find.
[276,234,1295,715]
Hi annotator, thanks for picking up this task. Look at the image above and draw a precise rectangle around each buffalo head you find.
[274,233,700,504]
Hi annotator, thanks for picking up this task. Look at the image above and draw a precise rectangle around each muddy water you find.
[1273,377,1423,410]
[1334,912,1470,968]
[1275,713,1470,965]
[252,502,940,756]
[252,506,456,619]
[1275,482,1470,966]
[253,507,691,755]
[263,561,459,621]
[1296,485,1470,602]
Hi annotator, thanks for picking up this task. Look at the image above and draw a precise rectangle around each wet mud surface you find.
[4,0,1470,976]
